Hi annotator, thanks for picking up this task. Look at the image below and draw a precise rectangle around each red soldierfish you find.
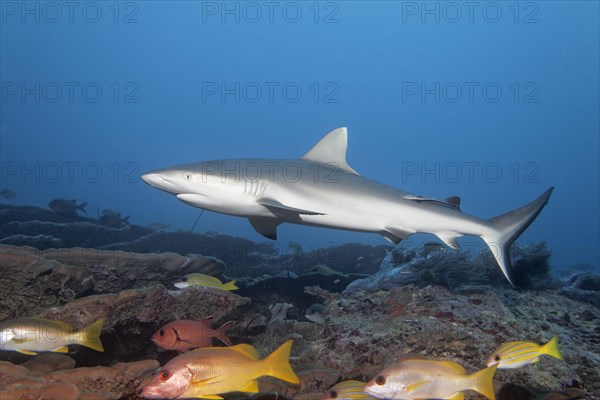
[151,317,233,351]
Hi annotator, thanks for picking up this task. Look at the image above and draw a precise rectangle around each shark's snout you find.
[141,172,176,193]
[140,172,162,186]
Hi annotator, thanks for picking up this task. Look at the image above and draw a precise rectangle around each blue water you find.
[1,1,598,271]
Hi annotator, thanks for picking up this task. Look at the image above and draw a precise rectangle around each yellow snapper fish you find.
[321,380,378,400]
[174,273,238,291]
[141,340,300,399]
[363,356,497,400]
[487,336,563,369]
[0,317,104,355]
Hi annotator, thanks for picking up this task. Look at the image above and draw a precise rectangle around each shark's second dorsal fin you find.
[301,127,359,175]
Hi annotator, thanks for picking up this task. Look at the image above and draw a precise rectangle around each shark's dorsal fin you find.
[301,127,359,175]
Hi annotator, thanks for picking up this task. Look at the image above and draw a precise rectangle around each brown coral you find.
[0,359,158,399]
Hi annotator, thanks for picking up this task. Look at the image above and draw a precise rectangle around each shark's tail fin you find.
[480,187,554,286]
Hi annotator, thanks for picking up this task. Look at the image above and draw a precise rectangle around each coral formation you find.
[292,285,600,399]
[1,216,599,399]
[0,359,158,399]
[0,204,388,278]
[560,272,600,308]
[347,242,556,292]
[0,245,226,321]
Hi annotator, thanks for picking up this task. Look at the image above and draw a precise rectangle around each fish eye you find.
[183,172,192,181]
[375,376,386,386]
[159,329,165,336]
[159,370,171,381]
[494,355,501,362]
[329,390,337,399]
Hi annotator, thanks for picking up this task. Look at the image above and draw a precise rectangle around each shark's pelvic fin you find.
[248,217,281,240]
[382,226,413,245]
[301,127,360,175]
[481,187,554,286]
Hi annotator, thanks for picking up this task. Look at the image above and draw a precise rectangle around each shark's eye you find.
[159,370,171,381]
[329,390,338,399]
[375,376,386,386]
[159,329,165,336]
[184,172,192,181]
[494,355,501,362]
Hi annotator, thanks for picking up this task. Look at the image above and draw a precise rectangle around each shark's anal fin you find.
[301,127,360,175]
[435,232,462,250]
[248,217,282,240]
[258,198,324,217]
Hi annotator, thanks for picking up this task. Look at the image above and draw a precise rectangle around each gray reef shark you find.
[141,128,553,285]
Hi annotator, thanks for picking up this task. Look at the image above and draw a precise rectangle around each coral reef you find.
[290,285,600,399]
[0,204,389,278]
[0,358,158,400]
[0,245,226,321]
[560,272,600,308]
[0,236,600,400]
[347,242,556,292]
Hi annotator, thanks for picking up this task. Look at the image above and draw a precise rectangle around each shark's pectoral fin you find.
[248,217,282,240]
[258,198,325,217]
[381,227,413,245]
[403,195,462,211]
[435,232,462,250]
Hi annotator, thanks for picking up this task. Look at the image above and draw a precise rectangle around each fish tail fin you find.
[76,319,105,352]
[469,365,497,400]
[78,202,87,213]
[541,336,563,360]
[215,321,234,346]
[223,280,239,291]
[262,340,300,384]
[480,187,554,286]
